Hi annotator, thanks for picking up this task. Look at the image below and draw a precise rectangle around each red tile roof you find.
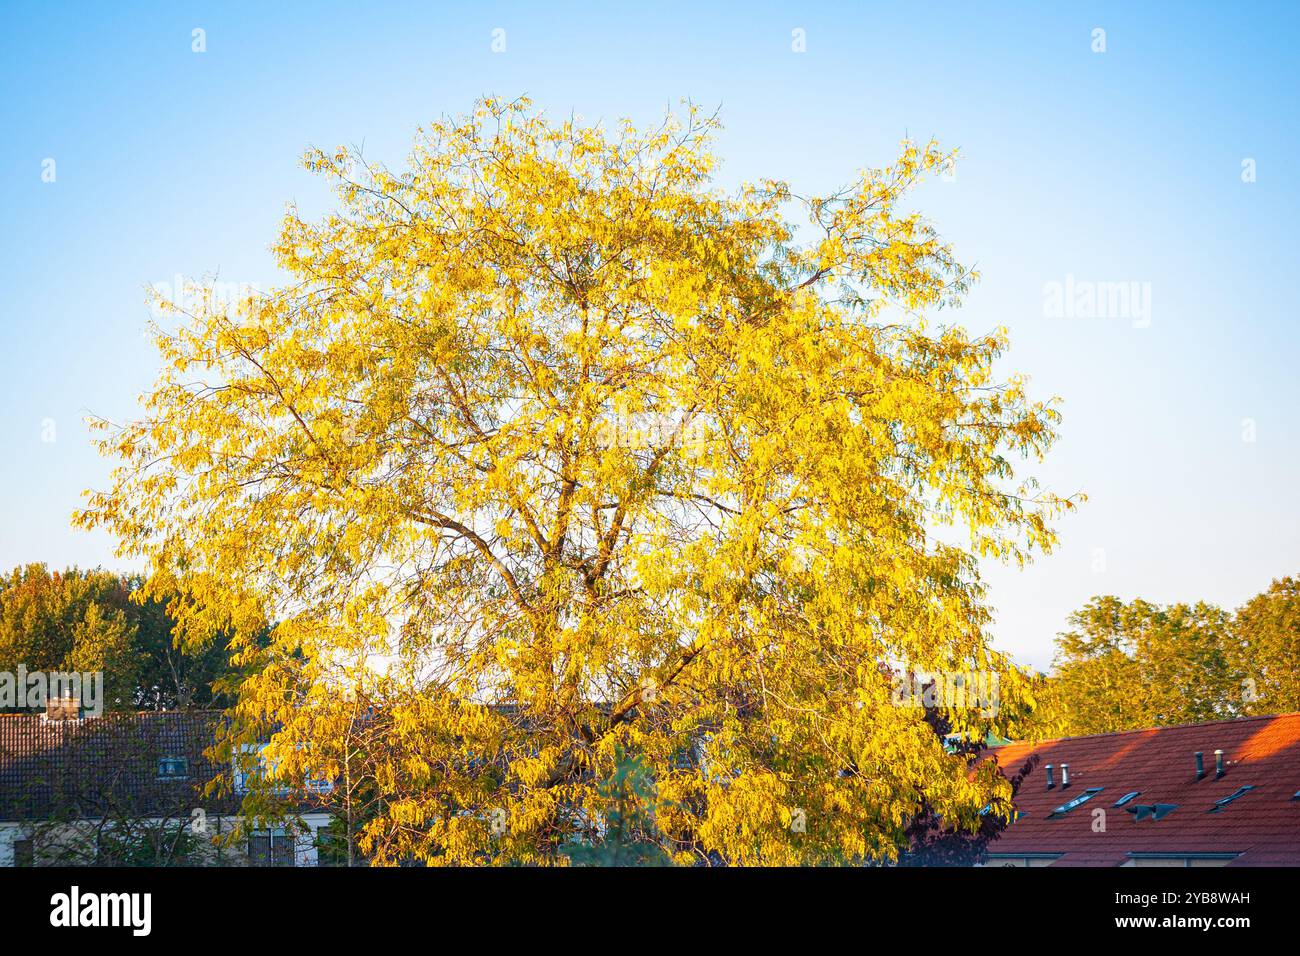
[986,713,1300,866]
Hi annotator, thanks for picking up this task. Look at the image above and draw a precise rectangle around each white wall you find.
[0,825,16,867]
[0,814,334,866]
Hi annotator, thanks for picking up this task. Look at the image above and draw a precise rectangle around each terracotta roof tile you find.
[985,713,1300,866]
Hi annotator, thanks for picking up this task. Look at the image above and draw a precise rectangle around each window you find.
[1113,791,1141,807]
[1049,787,1103,818]
[273,833,295,867]
[248,829,295,867]
[984,853,1062,868]
[157,757,189,779]
[233,744,288,795]
[305,769,334,795]
[247,832,268,864]
[1124,853,1239,868]
[12,839,33,867]
[233,744,262,794]
[1128,803,1179,821]
[1208,785,1255,813]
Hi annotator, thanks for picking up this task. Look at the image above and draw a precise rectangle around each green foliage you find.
[1048,596,1237,734]
[312,814,355,866]
[94,822,203,867]
[1032,577,1300,737]
[1235,576,1300,714]
[561,747,675,867]
[0,563,239,711]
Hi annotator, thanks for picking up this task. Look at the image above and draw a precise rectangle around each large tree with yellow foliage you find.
[78,98,1074,865]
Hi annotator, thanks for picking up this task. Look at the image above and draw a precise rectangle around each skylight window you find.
[1113,791,1141,807]
[1128,803,1179,821]
[1208,785,1255,813]
[157,757,189,780]
[1049,787,1103,818]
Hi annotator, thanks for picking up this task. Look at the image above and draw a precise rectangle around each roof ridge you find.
[1006,711,1300,747]
[0,709,226,719]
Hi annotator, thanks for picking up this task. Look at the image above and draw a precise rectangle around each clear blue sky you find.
[1,1,1296,670]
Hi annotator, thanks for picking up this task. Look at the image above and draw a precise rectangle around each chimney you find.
[1045,764,1055,789]
[1215,749,1226,778]
[1195,752,1205,780]
[44,696,80,721]
[1060,763,1071,788]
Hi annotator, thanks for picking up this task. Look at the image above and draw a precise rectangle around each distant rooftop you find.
[0,710,238,821]
[987,712,1300,866]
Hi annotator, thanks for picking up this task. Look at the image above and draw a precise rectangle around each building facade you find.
[0,708,333,867]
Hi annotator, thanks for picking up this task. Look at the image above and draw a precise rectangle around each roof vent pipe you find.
[1195,751,1205,780]
[1215,749,1226,778]
[1046,764,1055,790]
[1060,763,1071,788]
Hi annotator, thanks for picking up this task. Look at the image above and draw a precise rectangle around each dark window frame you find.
[1208,785,1256,813]
[157,756,190,780]
[1048,786,1104,818]
[248,829,295,867]
[12,838,33,867]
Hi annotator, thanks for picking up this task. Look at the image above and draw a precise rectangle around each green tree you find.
[562,747,675,867]
[1236,576,1300,714]
[128,583,240,710]
[0,564,137,709]
[1036,595,1237,736]
[63,600,138,711]
[0,564,238,711]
